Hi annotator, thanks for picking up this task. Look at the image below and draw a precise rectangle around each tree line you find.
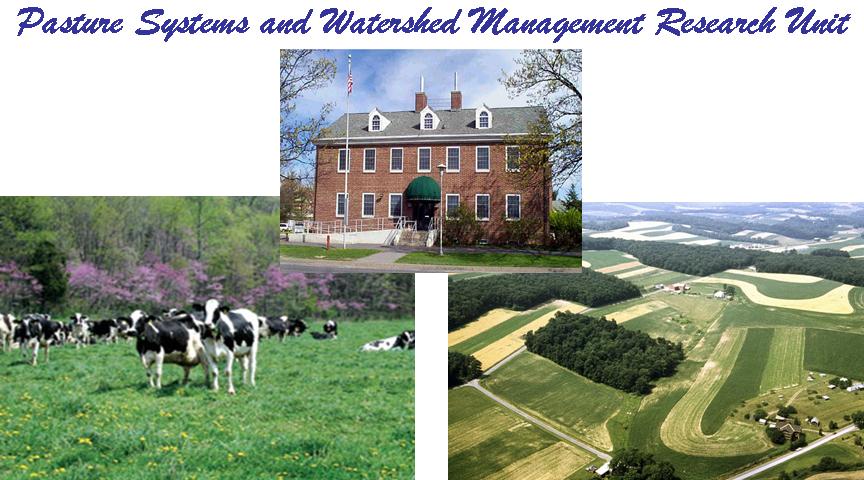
[525,312,685,394]
[584,237,864,286]
[448,271,641,331]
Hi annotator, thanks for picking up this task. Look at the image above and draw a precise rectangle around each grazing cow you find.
[361,330,415,352]
[259,316,289,342]
[126,310,214,389]
[195,299,260,395]
[311,319,338,340]
[0,313,14,352]
[69,313,90,348]
[285,317,308,337]
[14,314,62,365]
[89,319,120,343]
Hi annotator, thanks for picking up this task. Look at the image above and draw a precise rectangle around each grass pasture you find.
[448,387,593,480]
[481,352,640,452]
[805,329,864,380]
[0,320,415,480]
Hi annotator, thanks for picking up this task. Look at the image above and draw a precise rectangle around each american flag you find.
[347,72,353,95]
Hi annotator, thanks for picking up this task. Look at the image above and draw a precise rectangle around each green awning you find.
[405,176,441,202]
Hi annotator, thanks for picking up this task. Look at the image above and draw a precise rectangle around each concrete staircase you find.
[397,230,430,247]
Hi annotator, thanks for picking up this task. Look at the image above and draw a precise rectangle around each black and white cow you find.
[69,313,90,348]
[13,314,63,365]
[310,319,338,340]
[195,299,260,395]
[0,313,15,353]
[89,319,120,343]
[285,317,308,337]
[126,309,214,389]
[259,316,289,342]
[361,330,415,352]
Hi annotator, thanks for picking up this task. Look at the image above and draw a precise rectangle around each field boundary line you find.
[467,379,612,461]
[484,345,527,375]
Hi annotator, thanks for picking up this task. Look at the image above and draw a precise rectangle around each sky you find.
[288,49,581,196]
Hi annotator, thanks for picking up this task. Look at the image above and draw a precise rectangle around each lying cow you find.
[14,314,63,365]
[195,299,260,395]
[361,330,415,352]
[311,319,338,340]
[0,313,15,352]
[126,309,213,389]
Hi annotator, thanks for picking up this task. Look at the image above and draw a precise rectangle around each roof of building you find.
[405,176,441,202]
[777,421,802,432]
[315,106,546,143]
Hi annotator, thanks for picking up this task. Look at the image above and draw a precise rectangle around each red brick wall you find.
[313,142,550,243]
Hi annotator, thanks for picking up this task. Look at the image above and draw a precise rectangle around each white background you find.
[2,1,863,478]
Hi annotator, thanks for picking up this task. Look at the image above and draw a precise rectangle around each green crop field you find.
[805,329,864,380]
[713,271,845,300]
[851,288,864,312]
[449,304,559,355]
[701,328,772,434]
[481,352,640,452]
[760,327,805,392]
[749,441,863,479]
[626,270,696,290]
[582,250,634,269]
[0,320,415,480]
[448,387,594,480]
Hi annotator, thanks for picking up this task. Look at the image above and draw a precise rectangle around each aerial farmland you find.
[449,203,864,480]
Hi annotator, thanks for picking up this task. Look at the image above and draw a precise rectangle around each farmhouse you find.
[776,421,802,440]
[847,383,864,392]
[713,291,726,299]
[664,283,690,293]
[311,76,551,244]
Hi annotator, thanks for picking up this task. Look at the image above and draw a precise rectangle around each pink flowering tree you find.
[0,261,43,310]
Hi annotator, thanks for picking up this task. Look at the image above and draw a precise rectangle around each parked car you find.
[280,223,290,232]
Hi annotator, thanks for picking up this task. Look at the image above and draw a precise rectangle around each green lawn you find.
[481,352,640,452]
[0,320,414,480]
[280,244,380,260]
[396,251,582,268]
[449,304,559,355]
[805,329,864,379]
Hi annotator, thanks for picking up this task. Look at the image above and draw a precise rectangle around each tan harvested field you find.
[617,266,658,279]
[448,406,523,457]
[605,300,667,323]
[447,308,520,347]
[807,472,864,480]
[725,269,824,284]
[597,260,642,274]
[582,260,592,268]
[482,442,592,480]
[660,329,773,456]
[593,230,696,242]
[680,239,721,246]
[693,277,855,314]
[473,300,587,370]
[841,244,864,252]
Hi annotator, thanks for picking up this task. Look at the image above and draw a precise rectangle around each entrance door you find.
[411,201,437,231]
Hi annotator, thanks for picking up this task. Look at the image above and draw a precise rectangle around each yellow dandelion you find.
[78,437,93,446]
[236,451,245,457]
[180,432,189,439]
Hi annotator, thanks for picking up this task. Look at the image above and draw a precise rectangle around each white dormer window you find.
[419,106,440,130]
[476,104,492,129]
[367,108,390,132]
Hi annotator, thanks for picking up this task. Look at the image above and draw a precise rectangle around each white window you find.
[423,113,433,130]
[371,115,380,131]
[363,149,376,172]
[506,146,521,172]
[506,194,521,220]
[337,149,350,173]
[389,194,403,218]
[475,194,490,221]
[446,194,460,217]
[478,111,489,128]
[336,193,347,217]
[475,146,490,172]
[417,147,431,172]
[476,105,492,129]
[446,147,460,172]
[362,193,375,218]
[390,148,403,172]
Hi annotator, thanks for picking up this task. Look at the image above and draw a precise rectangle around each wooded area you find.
[0,197,413,319]
[448,271,640,331]
[584,237,864,286]
[525,312,685,394]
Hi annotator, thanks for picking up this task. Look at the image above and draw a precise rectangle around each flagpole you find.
[343,54,351,249]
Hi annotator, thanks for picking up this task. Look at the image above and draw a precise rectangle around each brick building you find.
[312,80,550,244]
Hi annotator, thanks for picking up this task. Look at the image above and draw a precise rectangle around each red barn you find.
[311,81,551,245]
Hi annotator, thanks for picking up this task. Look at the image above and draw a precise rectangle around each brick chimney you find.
[415,75,427,112]
[450,72,462,111]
